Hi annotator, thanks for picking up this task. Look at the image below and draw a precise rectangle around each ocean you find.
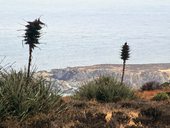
[0,0,170,71]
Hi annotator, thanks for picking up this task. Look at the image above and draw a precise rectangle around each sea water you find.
[0,0,170,70]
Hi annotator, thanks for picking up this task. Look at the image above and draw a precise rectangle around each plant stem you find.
[27,45,32,79]
[121,60,126,84]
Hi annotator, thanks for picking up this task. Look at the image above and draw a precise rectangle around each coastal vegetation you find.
[0,19,66,127]
[140,81,161,91]
[152,92,170,101]
[0,18,169,127]
[0,69,66,127]
[23,18,45,78]
[120,42,130,84]
[74,76,136,102]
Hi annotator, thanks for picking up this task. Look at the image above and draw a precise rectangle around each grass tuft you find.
[140,81,161,91]
[152,92,169,101]
[0,69,66,127]
[74,76,136,102]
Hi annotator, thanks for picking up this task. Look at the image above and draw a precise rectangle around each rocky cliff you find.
[37,63,170,95]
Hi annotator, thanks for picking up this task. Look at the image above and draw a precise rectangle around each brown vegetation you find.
[52,94,170,128]
[0,86,170,128]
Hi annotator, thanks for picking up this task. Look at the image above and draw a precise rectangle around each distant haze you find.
[0,0,170,70]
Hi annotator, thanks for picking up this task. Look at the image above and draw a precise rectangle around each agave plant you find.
[23,18,45,78]
[120,42,130,84]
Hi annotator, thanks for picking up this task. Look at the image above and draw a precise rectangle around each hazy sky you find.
[1,0,170,15]
[1,0,170,7]
[0,0,170,14]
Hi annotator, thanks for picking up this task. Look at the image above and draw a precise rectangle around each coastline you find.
[45,63,170,71]
[37,63,170,95]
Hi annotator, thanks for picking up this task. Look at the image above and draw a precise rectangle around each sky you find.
[1,0,170,7]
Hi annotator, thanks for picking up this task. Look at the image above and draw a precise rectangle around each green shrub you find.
[152,92,169,101]
[141,81,161,91]
[74,76,135,102]
[160,82,170,89]
[0,69,65,124]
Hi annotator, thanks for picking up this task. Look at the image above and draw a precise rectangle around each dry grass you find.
[56,94,170,128]
[1,89,170,128]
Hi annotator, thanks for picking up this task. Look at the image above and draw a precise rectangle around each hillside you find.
[37,63,170,95]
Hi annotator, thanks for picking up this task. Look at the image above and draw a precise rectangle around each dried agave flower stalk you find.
[23,18,45,78]
[120,42,130,84]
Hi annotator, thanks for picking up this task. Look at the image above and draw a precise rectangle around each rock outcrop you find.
[37,63,170,95]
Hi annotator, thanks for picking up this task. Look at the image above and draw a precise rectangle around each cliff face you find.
[37,64,170,95]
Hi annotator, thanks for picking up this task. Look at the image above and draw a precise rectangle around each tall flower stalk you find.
[120,42,130,84]
[23,18,45,78]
